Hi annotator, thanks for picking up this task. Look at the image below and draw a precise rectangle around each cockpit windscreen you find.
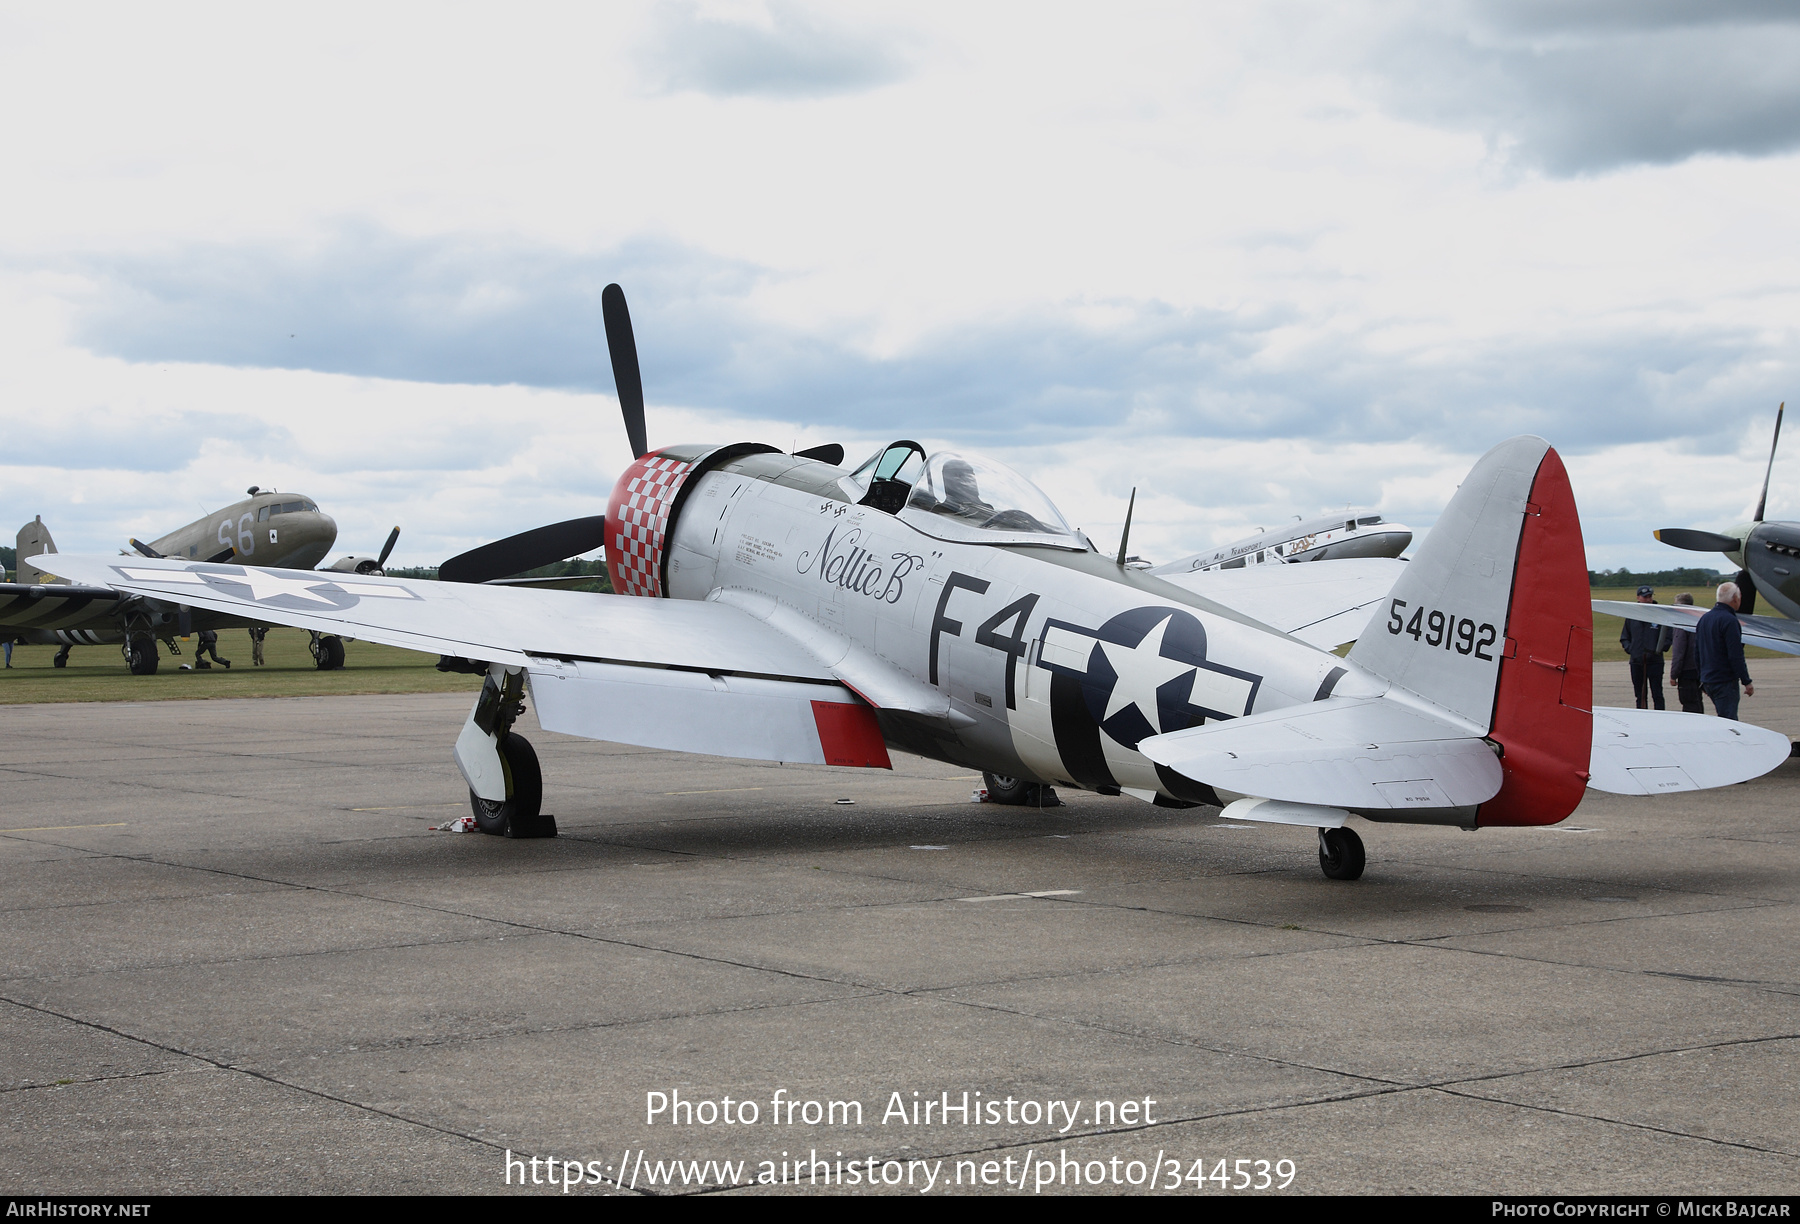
[898,451,1083,548]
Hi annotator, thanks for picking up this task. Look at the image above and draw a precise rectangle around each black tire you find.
[469,732,544,835]
[1319,826,1366,881]
[315,635,345,670]
[982,771,1060,808]
[127,636,159,676]
[52,648,69,669]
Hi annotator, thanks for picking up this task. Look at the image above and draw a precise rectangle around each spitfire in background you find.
[1602,403,1800,656]
[36,285,1791,884]
[1,489,399,673]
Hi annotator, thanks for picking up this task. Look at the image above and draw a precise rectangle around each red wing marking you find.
[811,700,893,769]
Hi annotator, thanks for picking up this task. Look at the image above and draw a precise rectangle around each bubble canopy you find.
[895,450,1085,549]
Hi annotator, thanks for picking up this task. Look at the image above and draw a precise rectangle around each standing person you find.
[195,628,231,670]
[1696,581,1754,720]
[249,626,267,666]
[1668,592,1703,713]
[3,636,11,668]
[1620,585,1672,710]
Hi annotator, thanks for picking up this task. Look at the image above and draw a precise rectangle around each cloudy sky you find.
[4,1,1798,571]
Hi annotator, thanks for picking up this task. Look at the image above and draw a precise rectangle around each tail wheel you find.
[1318,826,1365,881]
[52,647,69,668]
[469,732,545,836]
[982,771,1060,808]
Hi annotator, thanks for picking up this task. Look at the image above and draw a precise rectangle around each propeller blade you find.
[1736,568,1759,616]
[1754,402,1785,523]
[1654,528,1743,553]
[439,515,608,585]
[376,527,400,569]
[795,443,845,465]
[602,283,648,460]
[128,538,164,559]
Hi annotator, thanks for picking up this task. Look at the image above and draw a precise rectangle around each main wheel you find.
[314,635,345,670]
[127,635,159,676]
[469,732,544,835]
[1318,826,1365,880]
[982,771,1060,808]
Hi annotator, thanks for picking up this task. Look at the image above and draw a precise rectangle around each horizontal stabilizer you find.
[1138,693,1501,811]
[1594,599,1800,658]
[1153,558,1406,649]
[1586,707,1789,794]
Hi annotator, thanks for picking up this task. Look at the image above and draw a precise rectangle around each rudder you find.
[1347,437,1591,826]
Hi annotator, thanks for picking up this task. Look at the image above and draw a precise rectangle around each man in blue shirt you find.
[1696,581,1756,720]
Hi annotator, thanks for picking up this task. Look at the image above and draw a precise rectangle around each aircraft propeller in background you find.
[1654,403,1800,620]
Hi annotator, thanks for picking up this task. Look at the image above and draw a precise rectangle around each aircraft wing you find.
[29,554,906,769]
[1593,599,1800,657]
[1155,558,1407,649]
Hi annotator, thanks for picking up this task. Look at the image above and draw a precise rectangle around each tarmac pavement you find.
[1,659,1796,1195]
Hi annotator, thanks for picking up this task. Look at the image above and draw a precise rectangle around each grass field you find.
[0,628,484,704]
[0,587,1778,704]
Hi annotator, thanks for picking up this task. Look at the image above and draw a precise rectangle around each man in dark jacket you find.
[1696,582,1755,720]
[1620,586,1673,710]
[1668,592,1703,713]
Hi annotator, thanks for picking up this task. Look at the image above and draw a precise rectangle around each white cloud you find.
[0,3,1795,575]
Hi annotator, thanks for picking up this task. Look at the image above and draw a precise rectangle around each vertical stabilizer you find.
[16,516,57,585]
[1348,436,1591,826]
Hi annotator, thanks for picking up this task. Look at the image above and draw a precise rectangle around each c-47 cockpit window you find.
[898,451,1084,549]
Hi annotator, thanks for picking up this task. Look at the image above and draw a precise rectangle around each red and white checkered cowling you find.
[606,450,698,598]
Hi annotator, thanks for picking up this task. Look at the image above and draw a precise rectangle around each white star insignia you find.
[1098,616,1198,731]
[207,570,349,604]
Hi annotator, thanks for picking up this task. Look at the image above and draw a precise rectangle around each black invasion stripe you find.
[1313,666,1348,701]
[1049,671,1115,791]
[1155,762,1222,807]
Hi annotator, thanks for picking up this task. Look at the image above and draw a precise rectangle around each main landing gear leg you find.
[453,664,555,839]
[1318,826,1365,881]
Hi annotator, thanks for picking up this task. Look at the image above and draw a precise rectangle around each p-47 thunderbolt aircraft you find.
[35,289,1790,880]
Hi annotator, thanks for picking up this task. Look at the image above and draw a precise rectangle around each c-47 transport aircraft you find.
[4,492,399,673]
[36,288,1790,880]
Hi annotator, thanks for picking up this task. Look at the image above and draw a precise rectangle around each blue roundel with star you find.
[1037,605,1263,754]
